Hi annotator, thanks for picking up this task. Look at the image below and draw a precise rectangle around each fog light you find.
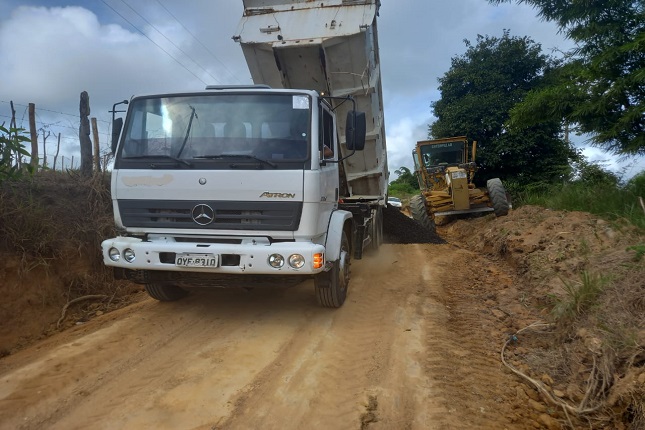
[108,247,120,262]
[123,248,136,263]
[268,254,284,268]
[313,253,324,269]
[288,254,305,269]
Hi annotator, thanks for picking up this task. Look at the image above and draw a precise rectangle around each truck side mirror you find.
[111,117,123,154]
[345,111,366,151]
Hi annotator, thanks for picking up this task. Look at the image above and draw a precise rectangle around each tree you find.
[388,166,419,196]
[573,159,620,187]
[430,31,577,185]
[489,0,645,156]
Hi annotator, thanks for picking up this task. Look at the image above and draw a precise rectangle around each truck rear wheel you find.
[410,194,436,233]
[368,206,383,251]
[315,231,350,308]
[145,283,188,301]
[487,178,510,217]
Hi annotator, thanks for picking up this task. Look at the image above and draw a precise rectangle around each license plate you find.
[451,171,467,179]
[175,253,218,267]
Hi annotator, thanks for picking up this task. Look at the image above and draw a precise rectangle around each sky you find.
[1,0,643,178]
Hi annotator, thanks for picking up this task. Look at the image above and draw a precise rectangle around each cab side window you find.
[320,108,334,158]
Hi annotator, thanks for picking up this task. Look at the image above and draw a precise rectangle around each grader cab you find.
[410,136,509,232]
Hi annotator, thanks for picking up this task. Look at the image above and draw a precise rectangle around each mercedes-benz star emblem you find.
[191,204,215,226]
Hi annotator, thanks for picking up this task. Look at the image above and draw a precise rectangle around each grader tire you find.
[487,178,510,217]
[410,195,436,233]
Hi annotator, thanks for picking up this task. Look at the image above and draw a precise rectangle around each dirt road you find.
[0,243,535,430]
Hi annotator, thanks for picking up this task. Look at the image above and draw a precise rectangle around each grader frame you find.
[410,136,509,232]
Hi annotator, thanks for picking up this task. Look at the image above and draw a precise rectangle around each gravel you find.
[382,205,445,244]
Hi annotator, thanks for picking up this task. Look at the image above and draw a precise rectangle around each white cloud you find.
[385,113,432,180]
[0,1,639,176]
[0,3,248,160]
[582,147,645,180]
[0,6,205,107]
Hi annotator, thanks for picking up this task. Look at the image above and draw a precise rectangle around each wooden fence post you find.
[79,91,92,177]
[41,128,50,169]
[9,101,20,169]
[53,133,61,171]
[28,103,38,170]
[91,117,100,173]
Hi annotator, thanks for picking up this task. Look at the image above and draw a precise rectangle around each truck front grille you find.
[118,199,302,231]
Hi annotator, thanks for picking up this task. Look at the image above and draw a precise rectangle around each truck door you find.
[319,104,339,218]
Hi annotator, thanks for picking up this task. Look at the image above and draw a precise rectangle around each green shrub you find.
[551,271,608,321]
[0,125,33,183]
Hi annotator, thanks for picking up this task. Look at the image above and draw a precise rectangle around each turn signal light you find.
[313,253,324,269]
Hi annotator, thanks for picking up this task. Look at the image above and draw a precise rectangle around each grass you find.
[515,181,645,230]
[0,170,115,269]
[551,271,609,321]
[627,244,645,261]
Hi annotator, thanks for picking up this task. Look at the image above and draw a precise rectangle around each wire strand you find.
[154,0,242,84]
[100,0,207,85]
[119,0,222,85]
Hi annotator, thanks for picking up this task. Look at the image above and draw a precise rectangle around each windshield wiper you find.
[175,105,197,159]
[193,154,277,168]
[122,155,193,168]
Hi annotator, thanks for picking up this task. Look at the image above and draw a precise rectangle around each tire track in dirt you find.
[1,242,535,430]
[51,290,315,430]
[1,288,316,429]
[213,248,402,429]
[360,245,456,430]
[415,247,533,429]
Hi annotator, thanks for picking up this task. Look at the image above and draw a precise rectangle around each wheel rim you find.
[338,248,349,289]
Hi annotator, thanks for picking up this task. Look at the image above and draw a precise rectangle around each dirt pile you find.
[443,206,645,429]
[0,172,140,354]
[382,204,445,244]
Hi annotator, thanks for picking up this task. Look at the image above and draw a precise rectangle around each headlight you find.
[123,248,136,263]
[108,247,120,262]
[288,254,305,269]
[268,254,284,268]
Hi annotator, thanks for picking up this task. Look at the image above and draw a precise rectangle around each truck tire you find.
[315,231,350,308]
[487,178,510,217]
[368,206,383,251]
[145,283,188,301]
[410,194,436,233]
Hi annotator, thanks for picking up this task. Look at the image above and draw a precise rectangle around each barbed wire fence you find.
[2,95,113,174]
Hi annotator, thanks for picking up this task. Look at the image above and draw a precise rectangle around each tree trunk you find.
[79,91,92,177]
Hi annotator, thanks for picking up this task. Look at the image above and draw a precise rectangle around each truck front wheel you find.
[315,231,350,308]
[145,283,188,301]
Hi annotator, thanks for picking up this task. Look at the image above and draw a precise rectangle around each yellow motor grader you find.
[410,136,509,232]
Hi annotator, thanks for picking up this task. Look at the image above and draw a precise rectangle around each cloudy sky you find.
[1,0,642,177]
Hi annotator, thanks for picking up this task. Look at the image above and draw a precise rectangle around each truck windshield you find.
[117,93,311,168]
[420,141,465,167]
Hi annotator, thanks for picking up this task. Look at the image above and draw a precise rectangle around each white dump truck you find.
[102,0,387,307]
